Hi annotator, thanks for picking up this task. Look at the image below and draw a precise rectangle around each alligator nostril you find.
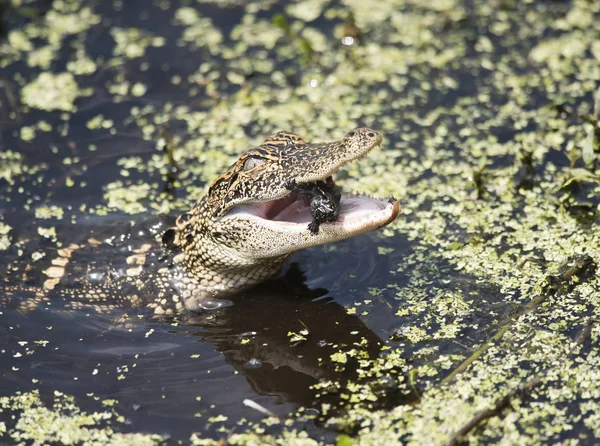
[348,131,355,137]
[367,132,375,138]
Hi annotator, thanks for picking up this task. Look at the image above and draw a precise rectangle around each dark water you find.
[0,3,411,438]
[0,217,407,441]
[1,0,598,443]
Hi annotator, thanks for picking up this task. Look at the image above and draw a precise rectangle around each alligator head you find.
[165,128,400,310]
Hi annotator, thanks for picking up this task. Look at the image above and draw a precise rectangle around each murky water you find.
[0,225,406,441]
[0,3,409,438]
[1,0,600,443]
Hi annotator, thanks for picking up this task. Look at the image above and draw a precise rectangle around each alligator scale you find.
[2,128,400,314]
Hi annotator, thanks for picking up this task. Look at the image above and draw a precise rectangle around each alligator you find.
[1,128,400,314]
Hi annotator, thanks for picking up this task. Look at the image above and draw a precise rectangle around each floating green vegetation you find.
[110,28,165,60]
[1,0,600,444]
[21,72,82,111]
[102,182,153,215]
[0,391,162,445]
[174,7,223,52]
[34,205,64,220]
[0,222,11,251]
[0,151,24,184]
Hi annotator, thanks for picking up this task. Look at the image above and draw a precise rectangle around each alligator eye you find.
[243,157,266,171]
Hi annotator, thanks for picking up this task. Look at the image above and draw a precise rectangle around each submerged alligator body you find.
[1,128,400,314]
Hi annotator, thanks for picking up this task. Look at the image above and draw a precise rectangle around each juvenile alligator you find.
[2,128,400,314]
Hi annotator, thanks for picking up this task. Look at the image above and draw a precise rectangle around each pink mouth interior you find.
[257,176,333,224]
[225,176,392,228]
[266,192,312,223]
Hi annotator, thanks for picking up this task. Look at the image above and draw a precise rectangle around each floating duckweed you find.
[0,391,161,445]
[21,72,81,112]
[174,7,223,51]
[331,352,348,364]
[45,8,102,44]
[2,0,600,444]
[20,126,36,141]
[86,115,114,130]
[27,45,55,69]
[111,28,164,59]
[0,223,11,251]
[37,227,57,241]
[31,251,45,262]
[103,182,152,214]
[0,152,23,184]
[286,0,326,22]
[7,30,33,52]
[530,32,588,66]
[131,83,147,97]
[35,206,65,220]
[67,55,97,75]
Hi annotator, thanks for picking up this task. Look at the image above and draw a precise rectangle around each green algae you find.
[19,120,52,142]
[0,151,24,184]
[0,222,11,251]
[174,7,223,52]
[2,4,100,68]
[110,28,166,60]
[101,182,153,215]
[1,0,600,444]
[21,72,81,111]
[34,205,64,220]
[190,429,320,446]
[0,391,163,445]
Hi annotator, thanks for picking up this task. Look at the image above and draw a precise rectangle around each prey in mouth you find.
[283,177,342,235]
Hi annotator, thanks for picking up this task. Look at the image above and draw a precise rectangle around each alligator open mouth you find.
[227,175,400,237]
[220,128,399,242]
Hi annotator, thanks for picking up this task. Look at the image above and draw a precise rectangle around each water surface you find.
[1,0,600,443]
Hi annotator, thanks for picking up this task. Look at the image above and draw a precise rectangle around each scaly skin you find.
[162,127,400,312]
[1,128,400,314]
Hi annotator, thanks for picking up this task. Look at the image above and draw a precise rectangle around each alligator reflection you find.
[181,264,383,409]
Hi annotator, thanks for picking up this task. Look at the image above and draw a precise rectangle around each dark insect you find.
[285,178,342,234]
